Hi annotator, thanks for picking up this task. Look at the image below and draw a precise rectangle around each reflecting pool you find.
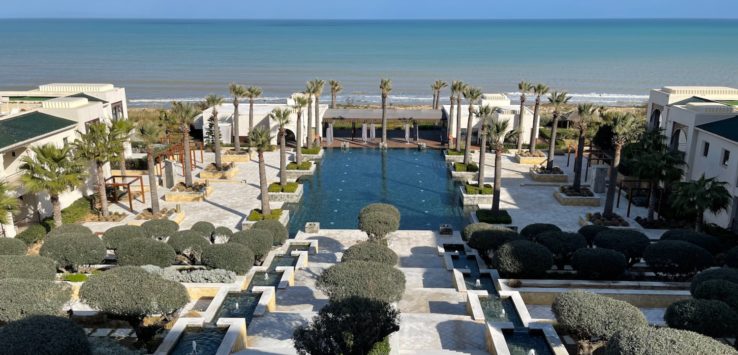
[170,327,227,355]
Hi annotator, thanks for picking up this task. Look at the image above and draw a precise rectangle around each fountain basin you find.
[169,327,227,355]
[215,292,260,324]
[503,329,554,355]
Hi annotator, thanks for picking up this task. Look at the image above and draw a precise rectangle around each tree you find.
[545,91,572,171]
[170,101,198,187]
[462,86,483,165]
[20,144,85,227]
[229,83,247,152]
[329,80,343,109]
[571,104,600,191]
[293,95,309,164]
[74,121,125,217]
[245,86,263,133]
[431,80,448,110]
[671,175,732,231]
[476,105,494,190]
[0,181,19,236]
[136,120,164,213]
[249,127,273,216]
[454,81,467,152]
[379,79,392,147]
[450,80,465,151]
[488,116,512,213]
[200,94,225,169]
[0,315,91,355]
[602,113,642,217]
[269,108,292,188]
[312,79,325,146]
[305,81,317,146]
[110,117,135,177]
[516,81,533,151]
[528,83,549,153]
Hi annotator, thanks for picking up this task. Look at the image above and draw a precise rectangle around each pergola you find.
[105,175,145,211]
[321,108,444,144]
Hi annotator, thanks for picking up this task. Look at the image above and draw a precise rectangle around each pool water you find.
[215,292,260,323]
[286,243,311,254]
[269,255,297,270]
[481,297,524,327]
[284,148,465,236]
[249,271,282,288]
[503,330,554,355]
[170,327,227,355]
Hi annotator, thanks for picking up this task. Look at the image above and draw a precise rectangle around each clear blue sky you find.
[2,0,737,19]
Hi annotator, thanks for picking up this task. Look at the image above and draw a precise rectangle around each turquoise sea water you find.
[1,19,737,106]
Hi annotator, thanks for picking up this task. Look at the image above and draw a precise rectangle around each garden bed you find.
[529,166,568,183]
[301,148,324,161]
[443,149,469,162]
[222,149,252,163]
[459,185,493,206]
[199,163,239,180]
[474,209,512,225]
[580,212,629,227]
[553,186,600,207]
[267,183,304,203]
[83,212,128,223]
[283,161,316,180]
[131,207,185,225]
[449,162,478,182]
[242,209,290,230]
[514,152,547,165]
[164,183,213,202]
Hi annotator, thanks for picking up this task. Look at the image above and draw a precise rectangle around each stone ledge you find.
[302,149,324,161]
[459,185,494,206]
[283,163,316,180]
[241,210,290,230]
[553,190,601,207]
[529,168,569,183]
[267,184,304,203]
[514,154,547,165]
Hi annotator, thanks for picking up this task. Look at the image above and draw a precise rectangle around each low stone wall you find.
[444,153,465,163]
[450,170,477,182]
[514,154,547,165]
[164,186,214,202]
[459,185,493,206]
[199,166,239,180]
[267,184,304,203]
[241,210,290,230]
[529,168,569,183]
[283,164,316,180]
[302,149,324,161]
[553,190,601,207]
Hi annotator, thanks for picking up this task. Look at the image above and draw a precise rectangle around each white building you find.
[648,86,738,230]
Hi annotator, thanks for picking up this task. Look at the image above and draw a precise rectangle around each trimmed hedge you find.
[492,240,554,278]
[341,242,399,265]
[213,226,233,238]
[571,248,627,280]
[116,238,176,267]
[690,267,738,295]
[317,260,406,303]
[475,209,512,225]
[693,280,738,311]
[0,315,91,355]
[467,227,521,256]
[40,233,106,271]
[0,238,27,255]
[577,225,610,247]
[167,230,211,254]
[0,255,57,280]
[102,225,147,250]
[660,229,721,255]
[15,224,47,245]
[252,219,288,246]
[0,279,71,322]
[593,229,650,265]
[191,221,216,237]
[201,243,255,275]
[520,223,561,239]
[358,212,400,241]
[534,231,587,269]
[141,219,179,240]
[552,290,648,342]
[643,240,713,278]
[463,222,499,241]
[142,265,237,283]
[664,299,738,338]
[359,203,401,222]
[725,246,738,268]
[229,229,273,261]
[47,223,93,238]
[605,326,737,355]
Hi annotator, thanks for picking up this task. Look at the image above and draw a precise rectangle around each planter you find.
[222,151,252,163]
[459,185,494,206]
[199,166,239,180]
[444,151,466,163]
[131,208,185,224]
[283,163,316,180]
[529,168,568,183]
[514,154,547,165]
[164,186,214,202]
[241,210,290,230]
[267,184,304,203]
[111,169,148,176]
[553,190,601,207]
[302,149,324,161]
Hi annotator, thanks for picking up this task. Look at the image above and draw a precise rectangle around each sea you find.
[1,19,737,107]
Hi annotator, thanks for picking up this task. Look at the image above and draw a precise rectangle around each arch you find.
[284,129,296,145]
[650,109,662,130]
[670,128,687,153]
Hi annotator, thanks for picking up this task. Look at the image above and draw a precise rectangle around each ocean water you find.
[1,19,737,106]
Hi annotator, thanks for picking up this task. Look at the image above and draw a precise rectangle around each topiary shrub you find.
[593,229,650,265]
[341,242,398,265]
[228,229,273,261]
[191,221,216,237]
[492,240,553,278]
[571,248,627,280]
[463,222,512,242]
[467,227,521,258]
[690,267,738,295]
[534,231,587,269]
[577,225,610,247]
[116,238,175,267]
[643,240,713,279]
[693,279,738,311]
[40,233,106,271]
[102,225,147,250]
[0,238,27,255]
[660,229,721,255]
[552,290,648,352]
[213,226,233,238]
[359,203,401,222]
[80,266,188,342]
[664,299,738,338]
[724,246,738,268]
[0,279,71,322]
[605,326,737,355]
[167,230,211,264]
[201,243,254,275]
[0,315,91,355]
[317,260,406,303]
[358,212,400,242]
[520,223,561,239]
[141,219,179,241]
[0,255,57,280]
[15,224,47,245]
[251,219,288,246]
[47,224,93,238]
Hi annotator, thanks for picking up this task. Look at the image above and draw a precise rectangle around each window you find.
[703,141,710,157]
[723,149,731,167]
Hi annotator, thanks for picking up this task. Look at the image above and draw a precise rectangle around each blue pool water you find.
[284,148,465,236]
[170,327,227,355]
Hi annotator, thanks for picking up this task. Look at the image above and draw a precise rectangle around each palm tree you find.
[528,84,549,153]
[450,81,464,151]
[488,117,512,213]
[571,104,600,192]
[170,101,198,187]
[312,79,325,145]
[455,81,467,152]
[476,105,494,189]
[75,122,125,217]
[269,108,292,188]
[602,113,642,217]
[431,80,448,110]
[545,91,572,171]
[305,82,317,146]
[136,120,164,214]
[0,181,19,236]
[110,118,135,177]
[463,87,483,165]
[20,144,85,227]
[329,80,342,109]
[229,83,247,152]
[249,127,273,216]
[379,79,392,147]
[672,175,732,232]
[245,86,263,133]
[201,95,225,170]
[516,81,533,151]
[292,95,309,164]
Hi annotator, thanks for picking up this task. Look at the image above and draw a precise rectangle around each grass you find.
[247,208,283,221]
[476,209,512,224]
[446,150,465,156]
[268,182,299,193]
[63,273,89,282]
[454,162,479,173]
[464,183,493,195]
[287,161,312,170]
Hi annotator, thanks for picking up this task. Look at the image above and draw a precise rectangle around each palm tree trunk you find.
[529,97,541,153]
[695,213,703,232]
[603,146,622,217]
[647,182,658,222]
[314,96,321,145]
[119,153,127,177]
[307,99,314,147]
[463,107,474,165]
[213,114,222,170]
[492,149,503,212]
[546,114,560,171]
[456,96,462,151]
[279,129,287,187]
[296,113,303,164]
[478,132,487,189]
[97,162,109,217]
[517,97,526,151]
[331,92,336,109]
[233,100,241,152]
[183,127,193,187]
[146,148,160,213]
[449,96,456,150]
[248,100,255,133]
[51,194,62,227]
[573,130,586,191]
[258,152,271,215]
[381,95,388,145]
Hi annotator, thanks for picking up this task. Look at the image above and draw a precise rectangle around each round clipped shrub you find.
[252,219,288,246]
[341,241,398,265]
[520,223,561,239]
[0,255,57,280]
[213,226,233,238]
[0,279,71,322]
[577,225,610,247]
[0,315,91,355]
[605,326,737,355]
[664,299,738,338]
[102,225,147,250]
[47,224,93,238]
[724,247,738,268]
[690,267,738,295]
[317,260,406,303]
[117,238,176,267]
[552,290,648,344]
[358,212,400,241]
[141,219,179,240]
[0,238,27,255]
[643,240,713,278]
[40,233,106,271]
[467,228,520,256]
[201,243,255,274]
[693,279,738,311]
[492,240,553,278]
[191,221,216,237]
[359,203,400,221]
[593,229,650,265]
[534,231,587,269]
[15,224,47,245]
[463,223,513,242]
[229,229,273,261]
[571,248,627,280]
[167,230,210,254]
[660,229,721,254]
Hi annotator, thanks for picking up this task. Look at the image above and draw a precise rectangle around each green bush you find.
[534,231,587,269]
[475,210,512,224]
[552,290,647,344]
[643,240,713,278]
[63,273,89,282]
[141,219,179,240]
[467,227,521,256]
[571,248,627,280]
[359,203,401,222]
[301,147,321,155]
[341,242,398,265]
[664,299,738,338]
[191,221,215,237]
[317,260,406,302]
[247,208,283,222]
[287,161,312,170]
[723,246,738,268]
[201,243,255,275]
[605,326,737,355]
[660,229,722,254]
[577,225,610,247]
[0,238,27,255]
[693,279,738,311]
[40,233,106,271]
[463,222,509,241]
[464,183,493,195]
[102,225,146,250]
[15,224,47,245]
[142,265,236,283]
[690,267,738,295]
[453,162,478,172]
[213,226,233,238]
[47,223,93,238]
[0,255,57,280]
[252,219,289,246]
[493,240,553,277]
[520,223,561,239]
[368,337,391,355]
[229,229,273,261]
[358,212,400,241]
[268,182,299,193]
[116,238,176,267]
[593,229,650,265]
[0,315,91,355]
[0,279,71,322]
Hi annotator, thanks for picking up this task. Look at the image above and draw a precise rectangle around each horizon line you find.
[1,17,738,21]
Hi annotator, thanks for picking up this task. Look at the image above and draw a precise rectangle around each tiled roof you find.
[0,112,76,151]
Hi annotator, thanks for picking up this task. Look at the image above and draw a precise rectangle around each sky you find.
[2,0,737,19]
